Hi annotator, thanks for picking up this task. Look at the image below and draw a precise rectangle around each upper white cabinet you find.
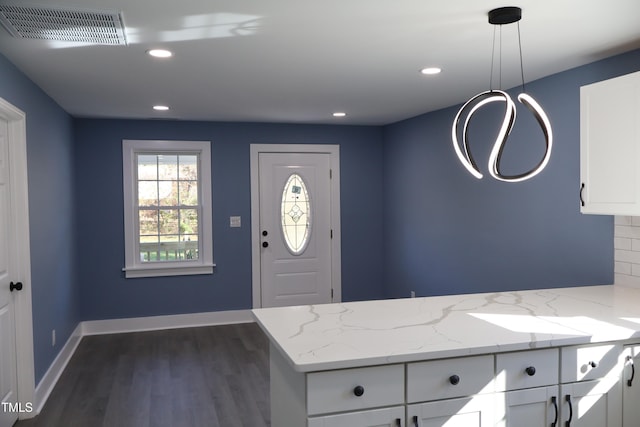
[580,70,640,215]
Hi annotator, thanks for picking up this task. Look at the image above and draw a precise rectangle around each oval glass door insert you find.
[281,173,312,255]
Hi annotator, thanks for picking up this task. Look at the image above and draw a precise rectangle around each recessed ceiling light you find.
[153,105,170,111]
[332,112,347,117]
[420,67,442,75]
[147,49,173,58]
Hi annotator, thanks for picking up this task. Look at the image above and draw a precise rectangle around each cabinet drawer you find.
[496,348,559,391]
[306,364,404,415]
[561,343,622,383]
[407,355,494,403]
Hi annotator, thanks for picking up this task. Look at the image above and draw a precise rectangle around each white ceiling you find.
[0,0,639,125]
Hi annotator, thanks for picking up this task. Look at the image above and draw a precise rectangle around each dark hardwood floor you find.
[16,322,270,427]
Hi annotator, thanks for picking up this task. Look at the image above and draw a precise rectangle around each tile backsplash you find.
[615,216,640,288]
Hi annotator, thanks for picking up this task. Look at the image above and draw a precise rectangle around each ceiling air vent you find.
[0,4,127,45]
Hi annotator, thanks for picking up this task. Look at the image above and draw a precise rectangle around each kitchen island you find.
[252,285,640,426]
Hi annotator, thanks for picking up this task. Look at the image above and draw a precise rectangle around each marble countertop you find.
[252,285,640,372]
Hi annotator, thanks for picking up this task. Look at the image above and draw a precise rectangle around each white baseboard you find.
[34,323,83,415]
[34,309,254,414]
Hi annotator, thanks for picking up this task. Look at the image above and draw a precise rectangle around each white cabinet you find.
[560,378,622,427]
[496,386,559,427]
[623,344,640,426]
[560,343,622,383]
[494,349,560,427]
[494,346,623,427]
[270,342,406,427]
[407,355,494,402]
[496,380,621,427]
[308,406,404,427]
[406,355,495,427]
[580,70,640,215]
[270,341,629,426]
[306,364,404,415]
[559,344,623,427]
[495,348,559,392]
[407,394,494,427]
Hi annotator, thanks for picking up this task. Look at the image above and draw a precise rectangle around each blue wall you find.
[382,49,640,298]
[3,45,639,387]
[73,120,385,320]
[0,54,78,383]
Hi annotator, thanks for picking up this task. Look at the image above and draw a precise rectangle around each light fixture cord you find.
[517,21,526,93]
[499,25,503,90]
[490,25,505,91]
[490,25,496,91]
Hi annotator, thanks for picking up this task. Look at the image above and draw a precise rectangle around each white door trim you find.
[250,144,341,308]
[0,97,35,414]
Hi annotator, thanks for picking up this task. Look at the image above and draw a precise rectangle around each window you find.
[280,173,312,255]
[122,140,213,278]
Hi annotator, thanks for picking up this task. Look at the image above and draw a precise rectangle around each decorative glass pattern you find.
[281,173,311,255]
[136,154,199,262]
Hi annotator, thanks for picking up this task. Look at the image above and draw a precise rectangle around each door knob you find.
[9,281,23,292]
[262,242,269,248]
[525,366,536,376]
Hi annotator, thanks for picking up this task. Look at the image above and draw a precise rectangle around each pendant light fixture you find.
[451,6,552,183]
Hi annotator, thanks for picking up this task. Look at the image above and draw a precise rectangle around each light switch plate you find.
[230,216,241,228]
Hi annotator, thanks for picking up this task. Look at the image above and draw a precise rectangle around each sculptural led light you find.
[451,7,553,183]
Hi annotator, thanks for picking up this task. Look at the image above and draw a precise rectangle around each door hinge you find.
[329,168,332,179]
[331,288,334,300]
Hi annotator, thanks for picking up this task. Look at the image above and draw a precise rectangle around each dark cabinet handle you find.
[413,415,419,427]
[262,242,269,248]
[565,395,573,427]
[551,396,558,427]
[580,183,585,207]
[588,361,598,368]
[9,281,23,292]
[353,385,364,397]
[525,366,536,376]
[262,230,268,236]
[396,418,402,427]
[449,375,460,385]
[628,356,636,387]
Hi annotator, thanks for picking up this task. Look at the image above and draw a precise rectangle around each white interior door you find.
[0,118,19,427]
[258,152,333,307]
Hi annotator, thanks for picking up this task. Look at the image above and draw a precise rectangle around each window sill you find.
[123,263,216,278]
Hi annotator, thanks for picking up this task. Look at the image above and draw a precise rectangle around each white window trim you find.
[122,139,214,278]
